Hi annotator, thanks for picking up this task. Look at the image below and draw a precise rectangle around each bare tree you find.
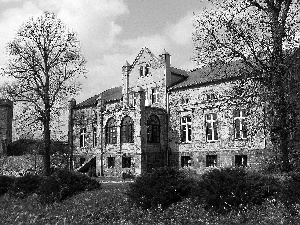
[1,12,86,175]
[193,0,300,172]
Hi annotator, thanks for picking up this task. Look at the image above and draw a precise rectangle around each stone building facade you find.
[69,47,299,177]
[0,99,13,155]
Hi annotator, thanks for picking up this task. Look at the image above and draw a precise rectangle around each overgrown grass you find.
[1,182,300,225]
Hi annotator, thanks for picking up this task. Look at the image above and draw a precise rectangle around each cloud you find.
[165,12,195,46]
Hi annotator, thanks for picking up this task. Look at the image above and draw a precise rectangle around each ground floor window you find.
[122,156,131,168]
[107,157,115,168]
[181,156,192,167]
[79,157,85,166]
[206,155,217,167]
[235,155,247,167]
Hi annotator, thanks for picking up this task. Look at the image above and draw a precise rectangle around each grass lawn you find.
[1,182,300,225]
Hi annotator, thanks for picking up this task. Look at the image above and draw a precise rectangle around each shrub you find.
[38,169,101,204]
[280,172,300,213]
[193,167,280,214]
[127,167,195,209]
[0,175,14,196]
[9,174,42,198]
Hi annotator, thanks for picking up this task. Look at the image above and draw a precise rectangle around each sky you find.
[0,0,210,103]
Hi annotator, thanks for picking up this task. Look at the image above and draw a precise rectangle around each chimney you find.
[122,61,130,106]
[161,49,171,87]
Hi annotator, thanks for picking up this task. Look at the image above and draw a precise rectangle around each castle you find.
[0,99,13,155]
[68,47,299,176]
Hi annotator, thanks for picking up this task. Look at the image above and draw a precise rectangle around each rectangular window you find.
[235,155,247,167]
[93,126,97,147]
[206,155,217,167]
[122,156,131,168]
[234,109,247,139]
[181,156,192,167]
[107,157,115,168]
[80,128,86,147]
[79,157,85,166]
[151,88,160,104]
[181,116,192,142]
[206,114,218,141]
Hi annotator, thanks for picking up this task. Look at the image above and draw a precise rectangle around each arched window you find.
[121,116,134,143]
[147,115,160,143]
[106,118,117,144]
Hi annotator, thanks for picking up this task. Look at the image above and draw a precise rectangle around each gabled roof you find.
[129,47,163,72]
[170,67,189,77]
[169,61,247,90]
[75,86,122,108]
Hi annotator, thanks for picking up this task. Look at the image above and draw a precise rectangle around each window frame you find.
[80,128,87,148]
[106,118,117,144]
[107,157,115,168]
[92,126,97,147]
[206,113,218,142]
[121,116,134,143]
[147,115,160,143]
[122,156,131,168]
[180,116,192,143]
[235,155,247,167]
[233,109,247,139]
[181,156,192,167]
[206,155,217,167]
[151,88,159,104]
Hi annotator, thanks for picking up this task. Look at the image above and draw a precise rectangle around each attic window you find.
[139,66,143,77]
[144,64,149,75]
[139,65,150,77]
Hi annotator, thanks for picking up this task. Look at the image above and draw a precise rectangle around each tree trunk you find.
[43,108,51,176]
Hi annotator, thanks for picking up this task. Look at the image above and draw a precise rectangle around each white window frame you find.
[80,128,87,148]
[151,88,159,104]
[181,116,192,143]
[234,110,247,139]
[206,113,218,142]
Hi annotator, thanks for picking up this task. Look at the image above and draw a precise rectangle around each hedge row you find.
[0,169,101,204]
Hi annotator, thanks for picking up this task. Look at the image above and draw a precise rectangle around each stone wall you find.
[168,80,270,171]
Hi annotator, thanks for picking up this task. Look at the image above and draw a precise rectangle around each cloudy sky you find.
[0,0,210,103]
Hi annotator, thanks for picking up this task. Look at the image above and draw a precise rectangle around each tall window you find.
[139,66,143,76]
[147,115,160,143]
[234,109,247,139]
[121,116,134,143]
[181,116,192,142]
[107,157,115,168]
[80,128,86,147]
[129,92,138,107]
[106,118,117,144]
[144,64,149,75]
[151,88,159,104]
[206,155,217,167]
[206,113,218,141]
[122,156,131,168]
[93,126,97,147]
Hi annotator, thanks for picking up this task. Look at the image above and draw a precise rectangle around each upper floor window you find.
[233,109,247,139]
[121,116,134,143]
[129,92,138,107]
[147,115,160,143]
[106,118,117,144]
[181,116,192,142]
[151,88,160,104]
[206,113,218,141]
[80,128,86,147]
[93,126,97,147]
[139,64,150,76]
[206,93,216,101]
